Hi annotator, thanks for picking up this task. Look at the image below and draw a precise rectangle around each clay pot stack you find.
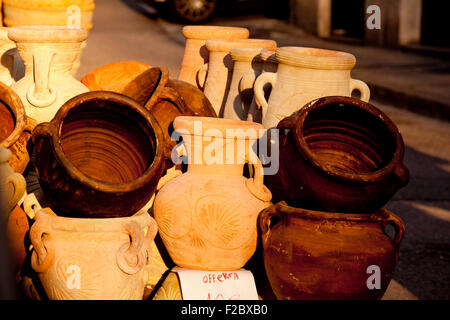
[0,20,410,301]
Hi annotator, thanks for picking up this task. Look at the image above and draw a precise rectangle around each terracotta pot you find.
[154,116,272,270]
[254,47,371,129]
[8,26,89,124]
[203,39,277,117]
[31,91,171,218]
[29,208,158,300]
[272,96,409,213]
[6,204,29,275]
[0,147,26,218]
[223,47,276,121]
[260,201,405,300]
[80,61,152,92]
[0,26,24,85]
[178,25,249,88]
[3,0,95,32]
[0,81,36,173]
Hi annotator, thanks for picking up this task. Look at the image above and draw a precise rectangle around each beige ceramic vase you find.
[0,147,26,219]
[203,39,277,117]
[8,26,89,125]
[2,0,95,32]
[154,116,272,271]
[29,208,158,300]
[254,47,371,129]
[0,27,24,85]
[223,46,277,121]
[178,26,249,89]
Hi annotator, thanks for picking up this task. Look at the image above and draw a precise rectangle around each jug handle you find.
[143,216,159,264]
[239,71,257,93]
[382,210,405,251]
[253,72,277,119]
[30,208,55,273]
[197,62,208,90]
[27,47,57,108]
[259,204,282,245]
[245,152,272,202]
[117,221,147,275]
[350,78,370,102]
[6,172,26,216]
[394,161,410,187]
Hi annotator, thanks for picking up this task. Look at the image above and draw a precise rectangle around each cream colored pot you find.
[254,47,370,129]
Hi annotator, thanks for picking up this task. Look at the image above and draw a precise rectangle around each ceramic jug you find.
[0,147,26,219]
[254,47,371,129]
[260,202,405,300]
[29,209,158,300]
[8,26,89,124]
[178,26,249,88]
[223,46,276,121]
[203,39,277,117]
[154,116,272,270]
[0,27,24,85]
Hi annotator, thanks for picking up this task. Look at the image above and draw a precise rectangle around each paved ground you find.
[79,0,450,300]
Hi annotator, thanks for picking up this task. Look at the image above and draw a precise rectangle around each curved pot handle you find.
[197,62,208,90]
[239,71,257,93]
[253,72,277,119]
[27,47,57,108]
[143,216,158,265]
[30,209,55,273]
[5,172,26,216]
[350,78,370,102]
[245,152,272,202]
[117,221,147,275]
[259,204,282,246]
[394,161,410,187]
[31,122,53,145]
[382,210,405,251]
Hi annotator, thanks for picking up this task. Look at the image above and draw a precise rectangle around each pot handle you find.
[30,209,55,273]
[394,161,410,187]
[253,72,277,119]
[245,152,272,202]
[382,210,405,251]
[27,47,57,108]
[350,78,370,102]
[31,122,53,145]
[143,216,158,265]
[259,204,282,245]
[2,149,26,213]
[117,221,147,275]
[276,114,298,130]
[239,71,257,93]
[197,62,208,90]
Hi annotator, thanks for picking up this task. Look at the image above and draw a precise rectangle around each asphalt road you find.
[79,0,450,300]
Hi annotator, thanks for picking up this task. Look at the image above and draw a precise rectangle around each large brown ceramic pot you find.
[31,91,171,218]
[271,96,409,213]
[260,201,405,300]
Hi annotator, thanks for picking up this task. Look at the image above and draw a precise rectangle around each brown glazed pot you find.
[0,81,36,173]
[259,201,405,300]
[272,96,409,213]
[31,91,171,218]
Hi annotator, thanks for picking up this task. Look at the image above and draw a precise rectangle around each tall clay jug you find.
[203,39,276,117]
[178,26,249,89]
[254,47,370,129]
[154,116,272,270]
[8,26,89,124]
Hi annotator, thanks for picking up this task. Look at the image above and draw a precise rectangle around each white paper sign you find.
[173,267,259,300]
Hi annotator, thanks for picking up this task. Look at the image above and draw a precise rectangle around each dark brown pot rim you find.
[0,81,26,148]
[282,96,405,183]
[38,91,166,193]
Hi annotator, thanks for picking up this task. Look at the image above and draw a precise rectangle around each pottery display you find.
[254,46,371,129]
[2,0,95,32]
[0,27,24,85]
[32,91,171,218]
[260,201,405,300]
[223,47,276,120]
[0,147,26,218]
[203,39,277,117]
[154,116,272,270]
[29,208,158,300]
[0,82,36,173]
[178,25,250,88]
[273,96,409,213]
[8,26,89,124]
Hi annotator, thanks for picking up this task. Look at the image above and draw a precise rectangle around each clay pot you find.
[6,204,29,275]
[0,81,36,173]
[2,0,95,32]
[80,61,152,92]
[254,47,370,129]
[203,39,277,117]
[154,116,272,270]
[0,147,26,218]
[29,208,158,300]
[273,96,409,213]
[178,25,249,88]
[8,26,89,124]
[260,201,405,300]
[0,27,24,85]
[31,91,171,218]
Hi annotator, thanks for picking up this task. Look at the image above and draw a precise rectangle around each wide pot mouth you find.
[206,38,277,52]
[3,0,95,11]
[45,91,164,193]
[276,46,356,70]
[0,82,26,147]
[8,26,88,43]
[284,96,405,183]
[182,25,249,40]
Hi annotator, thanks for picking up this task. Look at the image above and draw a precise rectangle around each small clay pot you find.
[260,201,405,300]
[31,91,172,218]
[272,96,409,213]
[0,82,36,173]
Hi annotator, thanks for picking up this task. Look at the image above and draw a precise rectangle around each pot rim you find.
[0,82,26,148]
[42,91,166,193]
[282,96,405,183]
[7,25,88,43]
[182,26,249,40]
[206,39,277,52]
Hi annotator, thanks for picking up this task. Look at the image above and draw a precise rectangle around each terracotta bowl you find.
[272,96,409,213]
[32,91,171,218]
[260,201,405,300]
